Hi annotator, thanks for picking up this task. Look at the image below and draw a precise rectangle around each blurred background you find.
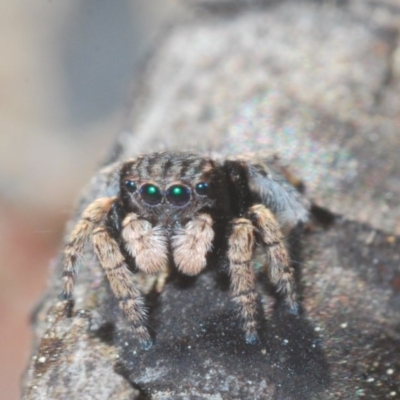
[0,1,180,398]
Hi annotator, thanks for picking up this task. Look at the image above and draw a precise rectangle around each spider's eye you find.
[195,182,209,196]
[140,184,162,205]
[124,180,137,193]
[166,185,191,206]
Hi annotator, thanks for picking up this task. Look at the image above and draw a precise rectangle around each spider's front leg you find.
[92,219,154,350]
[62,197,116,299]
[228,218,259,344]
[249,204,298,314]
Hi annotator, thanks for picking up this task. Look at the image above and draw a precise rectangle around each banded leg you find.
[228,218,258,344]
[62,197,116,299]
[92,226,152,349]
[249,204,298,314]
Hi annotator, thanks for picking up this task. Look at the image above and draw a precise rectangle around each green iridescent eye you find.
[140,184,162,205]
[166,185,191,206]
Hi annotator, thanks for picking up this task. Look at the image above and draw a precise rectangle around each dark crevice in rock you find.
[310,204,336,230]
[94,322,115,345]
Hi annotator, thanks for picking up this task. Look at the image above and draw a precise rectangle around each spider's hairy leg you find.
[243,159,309,230]
[249,204,298,314]
[172,213,214,276]
[61,197,116,300]
[228,218,259,344]
[92,226,152,349]
[122,214,168,274]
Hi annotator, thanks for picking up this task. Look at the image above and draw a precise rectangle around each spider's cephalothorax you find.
[61,151,309,349]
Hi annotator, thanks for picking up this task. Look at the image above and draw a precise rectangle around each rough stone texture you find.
[22,1,400,399]
[23,305,138,400]
[116,0,400,235]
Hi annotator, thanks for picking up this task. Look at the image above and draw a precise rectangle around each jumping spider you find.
[62,151,308,349]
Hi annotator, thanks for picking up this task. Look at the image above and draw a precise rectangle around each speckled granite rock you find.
[23,304,138,400]
[22,1,400,399]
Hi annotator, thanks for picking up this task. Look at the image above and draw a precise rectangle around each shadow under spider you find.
[116,300,330,400]
[110,219,331,398]
[115,266,330,399]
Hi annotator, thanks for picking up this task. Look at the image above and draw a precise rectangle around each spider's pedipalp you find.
[122,213,168,274]
[249,204,298,314]
[61,197,116,300]
[172,213,214,276]
[92,226,152,348]
[228,218,259,344]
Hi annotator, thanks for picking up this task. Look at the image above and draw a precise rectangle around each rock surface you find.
[22,1,400,399]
